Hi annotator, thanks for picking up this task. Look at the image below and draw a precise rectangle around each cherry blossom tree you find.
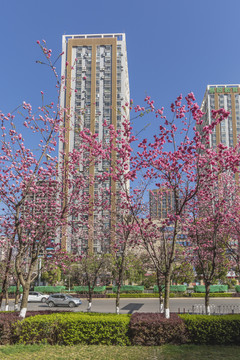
[189,175,235,314]
[224,180,240,282]
[133,93,240,318]
[0,41,101,318]
[96,112,143,314]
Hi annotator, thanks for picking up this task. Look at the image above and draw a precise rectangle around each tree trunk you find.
[205,282,211,315]
[156,270,163,313]
[0,247,12,308]
[5,288,9,311]
[19,280,30,318]
[116,254,125,315]
[87,286,93,312]
[164,272,171,318]
[115,279,121,315]
[14,278,21,311]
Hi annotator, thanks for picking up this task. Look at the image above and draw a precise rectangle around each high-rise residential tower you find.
[200,85,240,277]
[200,85,240,148]
[59,33,130,253]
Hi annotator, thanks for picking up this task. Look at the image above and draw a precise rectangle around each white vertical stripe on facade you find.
[223,94,229,147]
[207,94,212,148]
[69,47,76,154]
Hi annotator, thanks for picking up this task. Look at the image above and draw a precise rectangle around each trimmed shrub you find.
[34,286,65,293]
[180,314,240,345]
[73,286,106,294]
[235,285,240,293]
[74,293,107,298]
[190,292,234,298]
[194,285,228,293]
[108,293,159,298]
[112,285,144,294]
[13,312,130,345]
[107,292,234,298]
[8,286,23,294]
[107,293,185,298]
[0,310,67,345]
[0,312,18,345]
[0,286,23,294]
[153,285,187,293]
[129,313,189,346]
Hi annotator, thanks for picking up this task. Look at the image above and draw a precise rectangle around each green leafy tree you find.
[41,266,61,286]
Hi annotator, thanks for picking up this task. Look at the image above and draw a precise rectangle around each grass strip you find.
[0,344,240,360]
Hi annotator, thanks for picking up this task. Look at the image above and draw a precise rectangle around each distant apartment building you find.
[59,34,130,253]
[149,189,175,219]
[201,85,240,273]
[200,85,240,148]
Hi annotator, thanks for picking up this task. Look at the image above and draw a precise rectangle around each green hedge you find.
[5,312,240,346]
[153,285,187,293]
[13,313,130,345]
[235,285,240,293]
[107,293,186,298]
[194,285,228,293]
[73,286,106,293]
[8,286,23,294]
[107,292,235,298]
[112,286,144,293]
[34,286,66,293]
[180,314,240,344]
[0,286,23,294]
[108,293,159,298]
[190,292,234,298]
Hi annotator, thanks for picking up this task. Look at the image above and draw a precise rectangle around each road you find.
[3,297,240,314]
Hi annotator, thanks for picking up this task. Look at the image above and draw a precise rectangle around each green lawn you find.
[0,345,239,360]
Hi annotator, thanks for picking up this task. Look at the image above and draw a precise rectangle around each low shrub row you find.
[180,314,240,344]
[190,292,234,298]
[107,293,186,298]
[73,286,106,294]
[106,292,235,298]
[194,285,228,293]
[0,310,68,345]
[153,285,187,293]
[12,312,130,346]
[0,286,23,294]
[129,313,188,345]
[34,286,66,293]
[112,285,144,294]
[75,294,108,298]
[3,284,239,295]
[1,312,240,345]
[2,311,240,346]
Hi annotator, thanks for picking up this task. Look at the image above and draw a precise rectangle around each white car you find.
[20,291,49,303]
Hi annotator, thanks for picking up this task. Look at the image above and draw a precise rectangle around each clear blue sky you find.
[1,0,240,140]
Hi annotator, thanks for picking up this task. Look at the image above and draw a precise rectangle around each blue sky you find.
[1,0,240,142]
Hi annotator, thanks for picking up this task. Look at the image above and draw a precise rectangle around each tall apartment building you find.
[149,189,175,219]
[201,85,240,275]
[59,33,130,253]
[200,85,240,148]
[22,180,57,255]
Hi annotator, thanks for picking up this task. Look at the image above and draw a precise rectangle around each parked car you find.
[20,291,49,303]
[46,294,82,308]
